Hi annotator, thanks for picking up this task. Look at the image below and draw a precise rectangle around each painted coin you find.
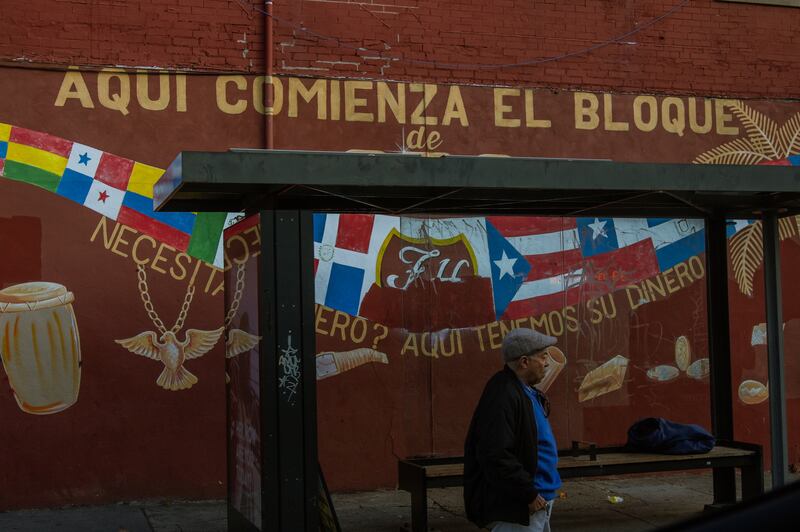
[686,358,710,380]
[674,335,691,372]
[646,365,680,382]
[738,380,769,405]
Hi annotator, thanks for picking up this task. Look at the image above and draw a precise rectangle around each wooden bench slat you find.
[409,446,755,478]
[404,446,756,479]
[425,464,464,477]
[399,442,763,532]
[559,446,753,468]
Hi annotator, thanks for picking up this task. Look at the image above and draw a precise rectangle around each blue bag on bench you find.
[626,417,715,454]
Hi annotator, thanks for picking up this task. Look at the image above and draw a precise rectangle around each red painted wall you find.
[2,0,800,507]
[0,181,228,508]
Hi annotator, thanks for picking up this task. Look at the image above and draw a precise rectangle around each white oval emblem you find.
[319,244,334,262]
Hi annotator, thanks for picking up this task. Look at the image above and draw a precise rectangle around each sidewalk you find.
[0,500,226,532]
[0,472,789,531]
[333,472,722,532]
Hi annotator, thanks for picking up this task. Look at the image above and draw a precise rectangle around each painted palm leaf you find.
[777,113,800,157]
[728,101,781,160]
[779,217,797,240]
[730,221,763,297]
[693,137,768,165]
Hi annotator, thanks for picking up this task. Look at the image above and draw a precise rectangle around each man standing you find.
[464,328,562,532]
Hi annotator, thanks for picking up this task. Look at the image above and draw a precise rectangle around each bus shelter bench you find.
[397,440,763,532]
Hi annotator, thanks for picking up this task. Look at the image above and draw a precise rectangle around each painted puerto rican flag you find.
[488,215,712,319]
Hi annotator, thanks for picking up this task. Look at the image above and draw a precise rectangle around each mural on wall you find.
[577,355,628,403]
[315,348,389,380]
[692,101,800,167]
[223,215,262,528]
[695,104,800,403]
[1,97,798,407]
[0,121,234,394]
[115,265,224,391]
[0,282,81,414]
[693,98,800,408]
[645,336,710,384]
[310,214,794,409]
[0,121,227,267]
[115,326,224,391]
[315,214,708,325]
[4,69,800,501]
[737,321,789,406]
[729,217,800,297]
[534,346,565,393]
[739,380,769,405]
[311,212,735,404]
[224,264,261,362]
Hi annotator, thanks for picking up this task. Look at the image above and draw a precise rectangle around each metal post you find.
[259,210,319,531]
[704,215,736,505]
[300,211,320,529]
[260,210,280,532]
[762,212,788,488]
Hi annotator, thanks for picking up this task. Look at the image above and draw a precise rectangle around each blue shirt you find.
[523,384,561,500]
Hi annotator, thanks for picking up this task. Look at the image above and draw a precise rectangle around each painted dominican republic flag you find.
[313,213,400,317]
[0,122,228,266]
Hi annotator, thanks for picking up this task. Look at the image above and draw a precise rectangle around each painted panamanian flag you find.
[0,122,227,266]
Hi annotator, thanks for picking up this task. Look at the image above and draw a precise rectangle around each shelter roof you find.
[155,150,800,218]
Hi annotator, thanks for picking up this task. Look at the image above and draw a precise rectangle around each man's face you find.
[519,349,549,386]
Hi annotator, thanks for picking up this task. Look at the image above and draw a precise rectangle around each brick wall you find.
[274,0,800,97]
[0,0,264,71]
[1,1,799,97]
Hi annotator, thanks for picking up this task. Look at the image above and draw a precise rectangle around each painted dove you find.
[115,328,224,391]
[226,328,261,359]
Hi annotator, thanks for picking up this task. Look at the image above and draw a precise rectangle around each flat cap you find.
[502,328,557,362]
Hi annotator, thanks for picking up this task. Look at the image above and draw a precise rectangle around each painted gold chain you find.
[223,263,247,329]
[136,265,196,335]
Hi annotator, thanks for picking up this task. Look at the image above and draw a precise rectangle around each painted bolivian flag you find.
[0,121,229,267]
[1,124,70,192]
[0,122,8,175]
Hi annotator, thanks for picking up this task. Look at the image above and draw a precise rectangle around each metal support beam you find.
[705,215,736,505]
[226,210,318,532]
[762,212,789,488]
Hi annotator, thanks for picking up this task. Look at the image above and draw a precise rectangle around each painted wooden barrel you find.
[0,282,81,414]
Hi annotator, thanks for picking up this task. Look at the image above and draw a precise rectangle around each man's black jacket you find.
[463,365,538,528]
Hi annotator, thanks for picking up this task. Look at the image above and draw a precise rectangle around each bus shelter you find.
[155,150,800,532]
